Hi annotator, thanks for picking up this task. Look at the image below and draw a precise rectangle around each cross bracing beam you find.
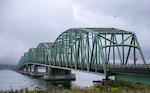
[49,28,146,76]
[35,42,53,64]
[28,48,36,63]
[17,28,146,77]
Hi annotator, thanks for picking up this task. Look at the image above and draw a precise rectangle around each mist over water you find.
[0,70,104,91]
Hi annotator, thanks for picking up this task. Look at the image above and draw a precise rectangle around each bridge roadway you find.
[107,64,150,74]
[47,62,150,75]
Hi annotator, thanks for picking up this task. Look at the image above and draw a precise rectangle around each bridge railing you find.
[107,63,150,73]
[107,63,150,68]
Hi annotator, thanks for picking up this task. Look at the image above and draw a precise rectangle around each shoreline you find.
[1,79,150,93]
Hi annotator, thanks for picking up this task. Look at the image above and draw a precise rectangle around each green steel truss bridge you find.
[17,28,150,78]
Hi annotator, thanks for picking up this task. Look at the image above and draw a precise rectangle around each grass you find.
[1,79,150,93]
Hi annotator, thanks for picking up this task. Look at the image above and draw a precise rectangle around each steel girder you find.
[17,42,53,69]
[49,28,146,76]
[17,28,146,76]
[28,48,36,63]
[35,43,53,64]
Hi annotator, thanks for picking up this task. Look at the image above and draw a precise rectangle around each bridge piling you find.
[29,65,43,77]
[22,65,30,75]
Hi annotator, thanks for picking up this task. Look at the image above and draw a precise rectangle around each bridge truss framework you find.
[17,28,146,77]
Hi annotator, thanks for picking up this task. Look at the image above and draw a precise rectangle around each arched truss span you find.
[49,28,146,75]
[17,28,146,76]
[35,42,53,64]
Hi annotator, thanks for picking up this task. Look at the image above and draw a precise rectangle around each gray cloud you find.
[0,0,150,64]
[74,0,150,25]
[73,0,150,58]
[0,0,76,64]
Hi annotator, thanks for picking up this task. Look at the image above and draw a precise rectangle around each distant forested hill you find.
[0,64,16,70]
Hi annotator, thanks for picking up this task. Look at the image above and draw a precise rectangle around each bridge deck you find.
[51,62,150,74]
[107,64,150,74]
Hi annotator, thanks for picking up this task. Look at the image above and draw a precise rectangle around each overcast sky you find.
[0,0,150,64]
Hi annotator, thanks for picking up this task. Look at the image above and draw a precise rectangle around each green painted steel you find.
[35,43,53,64]
[28,48,36,63]
[17,28,146,77]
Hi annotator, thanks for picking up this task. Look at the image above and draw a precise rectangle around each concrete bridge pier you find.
[18,65,31,75]
[44,67,76,81]
[29,65,44,77]
[22,65,31,75]
[29,64,32,72]
[34,65,38,73]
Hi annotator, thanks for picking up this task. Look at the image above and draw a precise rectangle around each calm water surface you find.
[0,70,105,91]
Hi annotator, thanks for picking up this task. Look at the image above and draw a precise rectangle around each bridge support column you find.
[29,65,43,77]
[22,65,30,75]
[44,67,75,81]
[29,65,32,72]
[34,65,38,73]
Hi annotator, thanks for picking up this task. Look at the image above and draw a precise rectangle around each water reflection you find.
[0,70,102,91]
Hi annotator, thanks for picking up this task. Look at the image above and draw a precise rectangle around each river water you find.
[0,70,105,91]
